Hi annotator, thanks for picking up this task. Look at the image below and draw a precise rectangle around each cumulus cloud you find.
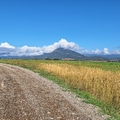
[10,46,44,56]
[0,42,15,56]
[0,39,81,56]
[0,39,120,56]
[0,42,15,49]
[103,48,109,54]
[92,49,102,54]
[82,48,110,55]
[42,39,80,53]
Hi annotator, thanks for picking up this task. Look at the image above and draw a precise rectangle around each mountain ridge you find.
[31,48,109,61]
[0,47,120,61]
[33,48,86,60]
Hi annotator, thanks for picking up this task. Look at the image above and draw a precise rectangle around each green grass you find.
[64,60,120,72]
[0,59,120,71]
[0,59,120,120]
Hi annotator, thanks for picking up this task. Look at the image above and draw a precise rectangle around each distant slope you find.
[86,54,120,61]
[35,48,86,60]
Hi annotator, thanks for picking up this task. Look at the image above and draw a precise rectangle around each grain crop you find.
[38,62,120,109]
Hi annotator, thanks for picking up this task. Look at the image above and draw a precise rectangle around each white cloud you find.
[92,49,102,54]
[56,39,80,50]
[0,39,120,56]
[103,48,109,54]
[0,42,15,49]
[0,42,15,56]
[15,46,44,56]
[42,39,80,53]
[0,39,81,56]
[82,48,110,55]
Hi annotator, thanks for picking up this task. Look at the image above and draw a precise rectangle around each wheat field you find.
[38,62,120,109]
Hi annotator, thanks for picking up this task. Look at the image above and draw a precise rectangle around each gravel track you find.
[0,63,107,120]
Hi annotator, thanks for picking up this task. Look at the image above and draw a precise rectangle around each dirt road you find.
[0,63,107,120]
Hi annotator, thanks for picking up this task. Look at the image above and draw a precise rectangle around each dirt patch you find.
[0,63,108,120]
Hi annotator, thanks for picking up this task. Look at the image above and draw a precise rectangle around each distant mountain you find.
[34,48,86,60]
[32,48,110,61]
[86,54,120,60]
[1,47,119,61]
[102,54,120,59]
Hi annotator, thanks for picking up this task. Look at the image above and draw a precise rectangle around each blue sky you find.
[0,0,120,56]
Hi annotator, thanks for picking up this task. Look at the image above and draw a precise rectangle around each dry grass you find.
[0,59,120,115]
[38,63,120,109]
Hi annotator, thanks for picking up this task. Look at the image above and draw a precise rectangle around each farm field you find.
[0,59,120,119]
